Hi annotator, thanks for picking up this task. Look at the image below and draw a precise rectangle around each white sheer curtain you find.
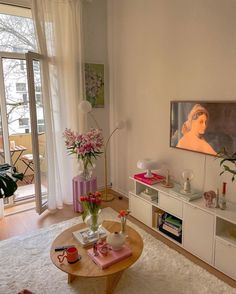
[31,0,84,209]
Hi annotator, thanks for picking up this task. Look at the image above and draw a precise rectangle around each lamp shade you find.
[78,100,92,113]
[137,159,158,178]
[115,120,125,130]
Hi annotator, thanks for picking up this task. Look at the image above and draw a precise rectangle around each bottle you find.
[219,182,227,210]
[215,188,220,208]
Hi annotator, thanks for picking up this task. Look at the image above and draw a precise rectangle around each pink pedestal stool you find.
[72,176,97,212]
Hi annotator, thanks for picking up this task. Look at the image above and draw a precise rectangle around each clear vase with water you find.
[78,159,95,181]
[85,210,102,237]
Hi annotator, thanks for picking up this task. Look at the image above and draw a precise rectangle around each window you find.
[16,83,26,92]
[0,4,37,53]
[37,119,45,133]
[22,93,28,104]
[36,93,41,103]
[35,85,41,93]
[19,117,29,127]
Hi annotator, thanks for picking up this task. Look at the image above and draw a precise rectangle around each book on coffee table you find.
[72,226,109,247]
[87,245,132,269]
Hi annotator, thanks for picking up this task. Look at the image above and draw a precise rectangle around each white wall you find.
[83,0,109,188]
[108,0,236,202]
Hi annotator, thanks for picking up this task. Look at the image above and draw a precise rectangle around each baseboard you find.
[97,185,128,199]
[111,187,128,199]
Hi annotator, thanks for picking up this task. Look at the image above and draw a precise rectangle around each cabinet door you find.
[183,203,214,264]
[129,192,152,227]
[215,238,236,280]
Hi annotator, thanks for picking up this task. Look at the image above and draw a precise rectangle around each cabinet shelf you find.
[216,217,236,247]
[159,225,182,244]
[151,226,183,246]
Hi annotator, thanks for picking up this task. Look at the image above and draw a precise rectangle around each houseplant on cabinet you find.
[0,163,23,218]
[218,147,236,181]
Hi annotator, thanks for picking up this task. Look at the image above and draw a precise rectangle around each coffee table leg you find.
[105,271,124,294]
[68,273,76,284]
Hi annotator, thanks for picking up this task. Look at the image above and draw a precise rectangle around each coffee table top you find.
[50,220,143,278]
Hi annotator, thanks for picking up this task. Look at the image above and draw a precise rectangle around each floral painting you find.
[85,63,104,108]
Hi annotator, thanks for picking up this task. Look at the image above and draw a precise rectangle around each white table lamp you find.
[137,159,158,178]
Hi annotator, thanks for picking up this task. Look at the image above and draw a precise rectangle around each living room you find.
[0,0,236,293]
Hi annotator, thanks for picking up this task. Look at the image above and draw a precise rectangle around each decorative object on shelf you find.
[180,169,194,194]
[118,209,130,235]
[219,182,227,210]
[203,190,216,208]
[80,191,102,236]
[137,159,158,178]
[85,63,104,108]
[161,169,174,188]
[102,120,126,202]
[217,147,236,182]
[215,188,220,208]
[106,231,126,251]
[140,187,158,201]
[134,172,165,185]
[63,128,103,181]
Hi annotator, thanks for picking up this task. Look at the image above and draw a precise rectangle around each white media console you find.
[129,177,236,280]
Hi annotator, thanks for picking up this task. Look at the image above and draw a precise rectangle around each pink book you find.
[134,172,165,185]
[87,245,132,269]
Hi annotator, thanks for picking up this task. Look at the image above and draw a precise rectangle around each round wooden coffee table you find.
[50,220,143,294]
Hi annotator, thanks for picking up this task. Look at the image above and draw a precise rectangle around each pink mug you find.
[57,247,81,264]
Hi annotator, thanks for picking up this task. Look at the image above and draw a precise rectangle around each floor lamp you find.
[102,120,125,202]
[78,100,100,130]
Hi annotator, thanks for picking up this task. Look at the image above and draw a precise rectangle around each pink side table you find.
[72,176,97,212]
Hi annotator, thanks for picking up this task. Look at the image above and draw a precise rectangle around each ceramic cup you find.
[57,247,81,264]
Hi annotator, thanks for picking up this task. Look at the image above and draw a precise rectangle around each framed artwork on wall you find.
[85,63,104,108]
[170,101,236,156]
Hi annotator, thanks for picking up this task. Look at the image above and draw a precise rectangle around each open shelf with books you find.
[158,213,182,244]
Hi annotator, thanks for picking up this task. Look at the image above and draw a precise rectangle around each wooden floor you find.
[0,191,235,288]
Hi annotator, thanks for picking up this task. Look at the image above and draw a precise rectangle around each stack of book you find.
[72,227,109,247]
[159,213,182,242]
[140,189,158,201]
[87,245,132,269]
[134,172,165,185]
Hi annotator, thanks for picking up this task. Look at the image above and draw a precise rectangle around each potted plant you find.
[217,148,236,182]
[0,163,23,218]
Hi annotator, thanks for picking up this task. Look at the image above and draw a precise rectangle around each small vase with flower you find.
[118,210,130,236]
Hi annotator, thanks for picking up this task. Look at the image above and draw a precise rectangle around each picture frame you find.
[170,101,236,156]
[85,63,104,108]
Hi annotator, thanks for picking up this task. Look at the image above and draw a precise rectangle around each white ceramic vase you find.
[106,231,126,251]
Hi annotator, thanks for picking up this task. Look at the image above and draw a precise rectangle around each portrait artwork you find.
[170,101,236,156]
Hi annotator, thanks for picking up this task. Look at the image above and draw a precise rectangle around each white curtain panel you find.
[32,0,84,209]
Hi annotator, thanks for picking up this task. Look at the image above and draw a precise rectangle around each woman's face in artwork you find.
[191,113,208,135]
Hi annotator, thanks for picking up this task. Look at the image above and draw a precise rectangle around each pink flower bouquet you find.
[63,128,104,173]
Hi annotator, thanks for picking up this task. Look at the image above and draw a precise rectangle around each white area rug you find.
[0,207,235,294]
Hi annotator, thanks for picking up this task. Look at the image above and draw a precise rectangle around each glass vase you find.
[120,217,127,235]
[85,210,102,237]
[78,159,95,181]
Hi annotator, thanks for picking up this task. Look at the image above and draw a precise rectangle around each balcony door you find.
[0,51,48,214]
